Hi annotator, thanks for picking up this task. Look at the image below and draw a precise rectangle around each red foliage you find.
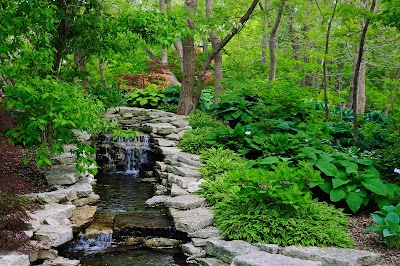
[118,74,149,89]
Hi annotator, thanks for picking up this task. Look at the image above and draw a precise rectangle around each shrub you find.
[366,203,400,248]
[199,148,247,181]
[161,85,181,105]
[178,127,213,154]
[187,110,224,129]
[213,198,354,247]
[126,84,165,108]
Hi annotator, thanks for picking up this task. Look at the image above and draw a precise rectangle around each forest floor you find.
[0,107,399,264]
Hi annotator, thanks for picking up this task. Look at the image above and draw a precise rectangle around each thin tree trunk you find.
[144,48,181,86]
[174,41,184,72]
[206,0,224,103]
[177,0,197,115]
[99,55,107,85]
[159,0,168,67]
[268,0,285,81]
[352,0,376,146]
[261,0,269,65]
[322,0,338,122]
[384,65,400,115]
[193,0,260,109]
[74,52,88,87]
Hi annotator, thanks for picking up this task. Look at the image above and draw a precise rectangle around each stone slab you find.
[188,179,206,193]
[34,204,76,223]
[70,205,97,232]
[154,138,177,147]
[42,256,80,266]
[195,257,228,266]
[164,194,205,210]
[231,251,323,266]
[169,207,214,233]
[282,246,381,266]
[167,165,201,178]
[168,174,198,189]
[205,239,259,263]
[188,226,222,239]
[157,146,182,156]
[171,184,190,197]
[145,195,171,207]
[0,251,30,266]
[34,225,73,247]
[182,243,204,256]
[253,243,280,254]
[143,123,177,135]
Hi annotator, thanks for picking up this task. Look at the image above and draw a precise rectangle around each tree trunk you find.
[177,0,197,115]
[144,48,181,86]
[384,65,400,115]
[74,52,88,87]
[352,0,376,146]
[174,41,184,72]
[268,0,285,81]
[261,0,270,65]
[322,0,338,122]
[98,55,107,85]
[206,0,224,103]
[159,0,168,67]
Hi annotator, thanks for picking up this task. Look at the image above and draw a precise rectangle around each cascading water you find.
[59,134,193,266]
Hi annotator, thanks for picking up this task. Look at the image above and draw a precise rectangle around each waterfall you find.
[73,233,114,252]
[97,134,150,175]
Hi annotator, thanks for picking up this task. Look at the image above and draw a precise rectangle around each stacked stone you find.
[0,132,99,266]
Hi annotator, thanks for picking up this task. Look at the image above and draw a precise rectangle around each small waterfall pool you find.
[59,135,195,266]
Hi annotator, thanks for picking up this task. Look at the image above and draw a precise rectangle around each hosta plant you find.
[365,203,400,248]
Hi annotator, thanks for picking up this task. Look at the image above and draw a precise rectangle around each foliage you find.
[161,85,181,105]
[211,89,266,127]
[187,110,225,129]
[198,88,215,111]
[126,85,165,108]
[178,127,213,155]
[199,148,247,181]
[86,85,125,108]
[310,148,400,213]
[4,76,108,172]
[366,203,400,248]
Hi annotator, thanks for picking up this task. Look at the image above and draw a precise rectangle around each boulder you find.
[188,227,222,239]
[145,195,171,207]
[171,184,190,197]
[144,237,182,249]
[41,256,80,266]
[72,192,100,207]
[166,165,201,178]
[182,243,205,256]
[168,174,197,189]
[142,123,177,135]
[26,188,77,204]
[70,205,97,232]
[253,243,280,254]
[195,258,228,266]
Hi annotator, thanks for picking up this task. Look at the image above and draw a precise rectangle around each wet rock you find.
[145,195,170,207]
[182,243,205,256]
[34,204,76,223]
[121,236,144,246]
[144,237,182,249]
[188,227,222,239]
[164,194,206,210]
[281,246,381,266]
[169,207,214,233]
[34,224,73,247]
[0,251,30,266]
[41,256,80,266]
[70,205,97,232]
[205,239,258,263]
[155,161,168,172]
[84,212,115,238]
[231,251,323,266]
[113,211,172,235]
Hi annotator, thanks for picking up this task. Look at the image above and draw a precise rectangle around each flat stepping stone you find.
[41,256,80,266]
[142,123,177,135]
[281,246,381,266]
[167,165,201,178]
[169,207,214,233]
[157,146,182,155]
[231,251,322,266]
[188,226,222,239]
[182,243,205,256]
[205,239,258,263]
[177,153,202,168]
[168,174,198,189]
[253,243,280,254]
[164,194,205,210]
[188,179,206,193]
[154,138,177,147]
[195,258,228,266]
[34,204,76,223]
[145,195,171,207]
[171,184,190,196]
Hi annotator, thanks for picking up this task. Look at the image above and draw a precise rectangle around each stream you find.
[58,135,195,266]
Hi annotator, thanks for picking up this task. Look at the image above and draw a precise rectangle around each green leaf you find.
[319,179,333,194]
[337,160,358,174]
[362,179,387,196]
[346,192,364,213]
[332,178,350,189]
[23,157,29,165]
[365,225,380,233]
[385,212,400,224]
[44,157,52,166]
[371,213,385,225]
[330,187,347,202]
[315,156,338,177]
[383,228,395,238]
[259,156,280,165]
